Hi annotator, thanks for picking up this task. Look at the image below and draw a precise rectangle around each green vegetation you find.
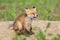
[36,30,45,40]
[45,22,51,32]
[0,0,60,21]
[51,34,60,40]
[13,34,26,40]
[36,22,51,40]
[36,22,60,40]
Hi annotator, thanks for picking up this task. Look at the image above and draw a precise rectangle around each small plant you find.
[12,34,26,40]
[12,35,22,40]
[45,22,51,32]
[13,34,19,40]
[51,34,60,40]
[36,30,45,40]
[36,22,51,40]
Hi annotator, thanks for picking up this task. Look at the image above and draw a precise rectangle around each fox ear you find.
[25,8,30,14]
[32,6,36,11]
[25,7,28,9]
[32,6,35,8]
[25,7,29,11]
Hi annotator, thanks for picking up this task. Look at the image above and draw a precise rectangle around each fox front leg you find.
[29,24,34,34]
[30,24,32,31]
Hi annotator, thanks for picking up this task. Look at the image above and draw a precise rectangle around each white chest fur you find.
[25,17,33,25]
[25,17,33,31]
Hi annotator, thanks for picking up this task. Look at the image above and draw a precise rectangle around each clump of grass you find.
[45,22,51,32]
[36,30,45,40]
[51,34,60,40]
[12,34,26,40]
[36,22,51,40]
[0,9,17,21]
[0,0,60,21]
[12,35,18,40]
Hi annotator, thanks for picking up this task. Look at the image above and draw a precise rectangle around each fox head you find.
[25,6,38,19]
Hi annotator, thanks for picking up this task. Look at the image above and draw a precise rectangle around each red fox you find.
[10,6,38,35]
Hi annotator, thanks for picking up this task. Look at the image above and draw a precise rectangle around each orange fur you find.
[12,6,38,35]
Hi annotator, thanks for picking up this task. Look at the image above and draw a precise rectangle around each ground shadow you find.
[17,29,34,37]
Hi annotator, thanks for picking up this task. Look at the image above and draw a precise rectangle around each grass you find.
[0,0,60,21]
[36,22,51,40]
[45,22,51,32]
[51,34,60,40]
[36,30,45,40]
[36,22,60,40]
[13,34,26,40]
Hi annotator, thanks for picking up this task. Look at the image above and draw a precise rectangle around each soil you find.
[0,20,60,40]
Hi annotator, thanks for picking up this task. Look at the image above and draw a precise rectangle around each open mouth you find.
[33,17,36,20]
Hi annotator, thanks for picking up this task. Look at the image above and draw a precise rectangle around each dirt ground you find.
[0,20,60,40]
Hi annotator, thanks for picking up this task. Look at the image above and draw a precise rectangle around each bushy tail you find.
[9,24,13,30]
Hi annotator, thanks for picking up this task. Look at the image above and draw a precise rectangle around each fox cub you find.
[11,6,38,35]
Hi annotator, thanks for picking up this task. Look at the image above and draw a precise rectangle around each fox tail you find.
[8,24,13,30]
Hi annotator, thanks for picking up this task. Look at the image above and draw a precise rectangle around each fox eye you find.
[32,13,35,15]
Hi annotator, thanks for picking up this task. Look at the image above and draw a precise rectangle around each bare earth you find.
[0,20,60,40]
